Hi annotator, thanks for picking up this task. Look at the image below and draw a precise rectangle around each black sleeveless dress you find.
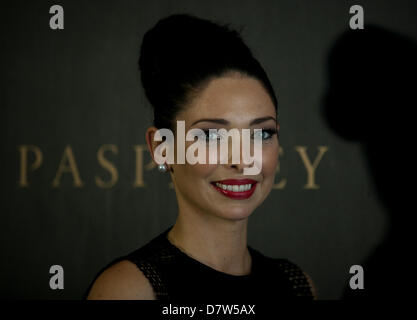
[103,225,314,301]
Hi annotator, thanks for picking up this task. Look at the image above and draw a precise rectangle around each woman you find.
[86,13,316,300]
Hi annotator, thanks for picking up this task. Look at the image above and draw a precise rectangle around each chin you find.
[214,204,256,221]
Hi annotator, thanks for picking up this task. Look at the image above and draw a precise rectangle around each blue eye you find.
[252,129,277,140]
[200,129,278,142]
[202,129,221,141]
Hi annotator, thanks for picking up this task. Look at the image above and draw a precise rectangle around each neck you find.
[167,206,252,276]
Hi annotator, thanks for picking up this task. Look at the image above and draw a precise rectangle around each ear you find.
[145,126,175,173]
[145,126,161,164]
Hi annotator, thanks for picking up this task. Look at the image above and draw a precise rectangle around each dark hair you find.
[139,13,278,131]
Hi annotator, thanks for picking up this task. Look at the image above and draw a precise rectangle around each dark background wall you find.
[1,0,416,299]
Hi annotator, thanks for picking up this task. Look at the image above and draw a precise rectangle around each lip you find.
[213,179,258,185]
[210,179,258,200]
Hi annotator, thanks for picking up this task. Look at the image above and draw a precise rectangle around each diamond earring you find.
[158,164,167,173]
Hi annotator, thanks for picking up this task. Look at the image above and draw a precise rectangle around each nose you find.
[226,129,251,173]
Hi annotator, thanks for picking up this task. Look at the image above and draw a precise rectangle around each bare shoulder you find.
[303,271,318,300]
[87,259,156,300]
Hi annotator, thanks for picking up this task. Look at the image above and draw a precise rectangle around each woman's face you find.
[152,74,279,221]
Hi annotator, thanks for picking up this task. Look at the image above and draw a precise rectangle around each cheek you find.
[261,144,279,181]
[173,140,215,181]
[188,163,217,179]
[178,163,217,186]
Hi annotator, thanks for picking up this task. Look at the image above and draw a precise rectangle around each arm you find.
[303,271,318,300]
[87,260,156,300]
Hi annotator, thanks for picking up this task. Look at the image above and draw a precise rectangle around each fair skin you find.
[87,73,317,300]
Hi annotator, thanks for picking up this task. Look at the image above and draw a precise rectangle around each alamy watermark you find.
[153,121,267,175]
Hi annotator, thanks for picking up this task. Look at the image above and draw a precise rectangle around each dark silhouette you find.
[322,25,416,299]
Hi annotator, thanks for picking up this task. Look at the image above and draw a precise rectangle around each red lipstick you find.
[210,179,258,200]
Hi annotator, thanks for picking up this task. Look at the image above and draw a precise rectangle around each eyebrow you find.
[191,116,277,126]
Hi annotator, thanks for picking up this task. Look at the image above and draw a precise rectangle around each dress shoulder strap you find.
[274,258,315,298]
[246,246,314,299]
[122,227,174,300]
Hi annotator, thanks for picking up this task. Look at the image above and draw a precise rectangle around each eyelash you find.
[201,128,278,141]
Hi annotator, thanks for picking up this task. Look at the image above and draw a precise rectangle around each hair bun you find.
[140,14,247,89]
[138,14,277,130]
